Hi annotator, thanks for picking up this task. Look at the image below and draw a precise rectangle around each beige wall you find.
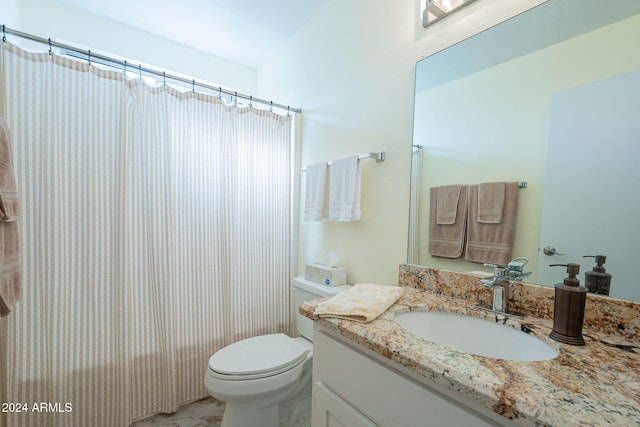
[258,0,546,285]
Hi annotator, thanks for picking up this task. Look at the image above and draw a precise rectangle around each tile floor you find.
[132,397,225,427]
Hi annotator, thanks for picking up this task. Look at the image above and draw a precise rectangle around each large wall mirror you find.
[410,0,640,301]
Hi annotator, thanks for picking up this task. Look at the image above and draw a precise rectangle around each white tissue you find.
[316,251,340,268]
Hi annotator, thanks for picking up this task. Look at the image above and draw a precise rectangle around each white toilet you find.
[204,276,350,427]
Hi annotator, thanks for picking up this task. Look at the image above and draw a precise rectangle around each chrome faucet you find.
[480,257,532,313]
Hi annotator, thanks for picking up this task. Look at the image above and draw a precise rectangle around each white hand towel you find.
[304,162,327,221]
[328,155,361,221]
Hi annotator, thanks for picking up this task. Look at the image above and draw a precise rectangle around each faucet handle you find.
[508,257,529,273]
[483,263,507,279]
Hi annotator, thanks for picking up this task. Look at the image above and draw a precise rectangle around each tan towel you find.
[314,283,404,323]
[436,184,462,225]
[477,182,505,223]
[0,119,22,317]
[428,185,468,259]
[465,182,519,266]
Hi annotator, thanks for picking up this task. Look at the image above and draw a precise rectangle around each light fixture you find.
[423,0,477,27]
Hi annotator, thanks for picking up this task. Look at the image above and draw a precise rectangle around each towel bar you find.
[302,152,385,171]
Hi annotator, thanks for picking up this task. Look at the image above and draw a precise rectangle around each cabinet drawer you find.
[313,381,377,427]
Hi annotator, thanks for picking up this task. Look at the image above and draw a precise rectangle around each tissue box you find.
[305,264,347,286]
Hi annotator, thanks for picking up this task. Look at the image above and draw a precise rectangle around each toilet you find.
[204,276,350,427]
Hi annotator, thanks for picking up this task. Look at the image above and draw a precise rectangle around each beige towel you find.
[436,184,462,225]
[314,283,404,323]
[428,185,468,259]
[477,182,505,223]
[465,182,519,266]
[0,119,22,317]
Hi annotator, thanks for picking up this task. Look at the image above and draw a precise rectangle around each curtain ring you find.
[218,87,222,99]
[138,64,142,80]
[48,38,53,55]
[123,60,128,76]
[192,79,196,93]
[269,101,273,112]
[249,95,253,107]
[88,49,91,66]
[2,25,6,43]
[234,91,238,104]
[163,71,166,87]
[287,106,290,117]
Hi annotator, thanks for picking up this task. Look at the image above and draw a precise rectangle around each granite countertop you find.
[300,287,640,426]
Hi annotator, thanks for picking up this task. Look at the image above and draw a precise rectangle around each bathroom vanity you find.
[312,324,513,426]
[300,264,640,426]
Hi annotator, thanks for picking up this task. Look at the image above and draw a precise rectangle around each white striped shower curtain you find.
[0,41,295,426]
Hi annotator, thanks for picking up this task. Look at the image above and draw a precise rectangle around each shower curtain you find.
[1,41,296,426]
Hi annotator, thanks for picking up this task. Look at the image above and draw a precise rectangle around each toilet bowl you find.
[204,277,350,427]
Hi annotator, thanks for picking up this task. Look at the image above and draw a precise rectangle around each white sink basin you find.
[394,311,558,361]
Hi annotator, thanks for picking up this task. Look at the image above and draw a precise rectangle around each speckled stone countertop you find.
[299,264,640,426]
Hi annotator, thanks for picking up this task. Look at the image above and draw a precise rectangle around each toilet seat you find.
[208,333,309,380]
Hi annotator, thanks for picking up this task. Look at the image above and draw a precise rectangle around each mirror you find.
[410,0,640,301]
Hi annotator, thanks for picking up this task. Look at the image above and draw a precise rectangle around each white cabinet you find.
[313,382,377,427]
[312,324,515,427]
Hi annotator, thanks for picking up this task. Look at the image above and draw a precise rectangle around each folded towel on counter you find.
[0,119,22,317]
[314,283,404,323]
[328,155,361,221]
[465,182,519,266]
[436,184,462,225]
[304,161,328,221]
[477,181,505,223]
[428,185,468,259]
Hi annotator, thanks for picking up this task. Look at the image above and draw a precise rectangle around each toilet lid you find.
[208,333,308,379]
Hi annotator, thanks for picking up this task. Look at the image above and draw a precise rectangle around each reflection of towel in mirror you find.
[465,182,519,266]
[436,184,462,225]
[0,119,22,317]
[477,182,505,223]
[314,283,404,323]
[428,185,468,259]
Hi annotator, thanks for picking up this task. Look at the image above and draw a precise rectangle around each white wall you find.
[1,0,22,28]
[11,0,257,94]
[258,0,545,284]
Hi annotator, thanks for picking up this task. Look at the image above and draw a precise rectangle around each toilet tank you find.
[292,276,351,341]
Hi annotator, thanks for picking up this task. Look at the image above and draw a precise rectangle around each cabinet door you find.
[312,381,377,427]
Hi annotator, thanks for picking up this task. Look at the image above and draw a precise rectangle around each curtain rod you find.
[1,25,302,114]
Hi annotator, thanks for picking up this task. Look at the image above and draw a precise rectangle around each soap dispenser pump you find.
[583,255,612,296]
[549,263,587,346]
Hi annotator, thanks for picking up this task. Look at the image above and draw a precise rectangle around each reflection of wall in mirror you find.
[538,69,640,301]
[412,11,640,300]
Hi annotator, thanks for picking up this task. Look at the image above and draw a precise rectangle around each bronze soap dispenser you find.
[583,255,612,295]
[549,263,587,346]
